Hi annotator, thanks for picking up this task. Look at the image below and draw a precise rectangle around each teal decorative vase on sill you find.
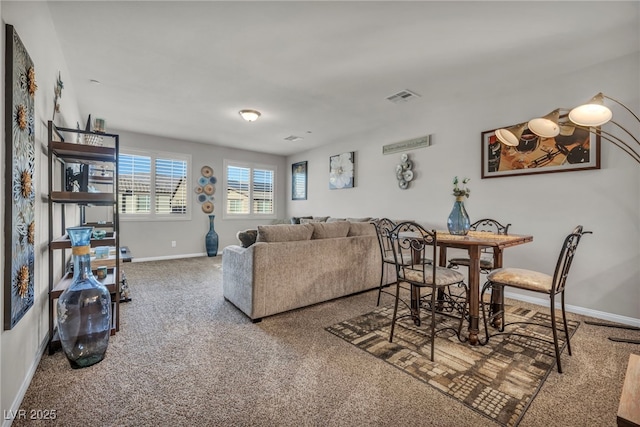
[57,226,111,369]
[447,196,471,236]
[205,214,219,257]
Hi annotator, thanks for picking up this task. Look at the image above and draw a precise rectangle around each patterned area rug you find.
[326,304,579,427]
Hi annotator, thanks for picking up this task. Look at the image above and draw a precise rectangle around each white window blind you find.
[226,166,250,214]
[225,161,276,218]
[155,158,187,214]
[118,153,151,214]
[252,168,274,214]
[118,151,190,219]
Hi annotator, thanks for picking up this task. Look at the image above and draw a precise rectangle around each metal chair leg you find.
[377,262,385,306]
[561,291,572,356]
[389,281,401,343]
[550,295,563,373]
[430,285,436,362]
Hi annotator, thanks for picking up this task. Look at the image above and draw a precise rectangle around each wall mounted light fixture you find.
[494,93,639,164]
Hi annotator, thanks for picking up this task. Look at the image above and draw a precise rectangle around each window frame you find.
[223,159,277,220]
[118,148,192,222]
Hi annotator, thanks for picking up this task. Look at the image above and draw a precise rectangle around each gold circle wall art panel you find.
[202,201,214,213]
[201,166,213,177]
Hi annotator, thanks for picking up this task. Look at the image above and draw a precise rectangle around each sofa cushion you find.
[311,221,350,239]
[326,217,346,223]
[348,222,376,237]
[236,229,258,248]
[290,216,313,225]
[257,224,314,243]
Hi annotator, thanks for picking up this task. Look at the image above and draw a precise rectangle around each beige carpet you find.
[327,304,579,427]
[14,257,639,426]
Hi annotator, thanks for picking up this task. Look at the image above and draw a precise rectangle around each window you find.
[118,150,190,220]
[224,160,276,218]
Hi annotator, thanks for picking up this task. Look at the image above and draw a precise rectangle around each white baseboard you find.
[2,336,48,427]
[504,291,640,328]
[131,252,212,263]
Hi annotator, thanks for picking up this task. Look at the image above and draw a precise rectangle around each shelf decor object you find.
[4,24,37,329]
[447,176,471,236]
[205,214,219,257]
[57,226,111,369]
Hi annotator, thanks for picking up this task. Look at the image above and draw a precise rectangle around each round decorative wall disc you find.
[201,166,213,177]
[195,186,203,194]
[203,184,215,195]
[197,194,207,203]
[202,201,214,213]
[209,176,217,184]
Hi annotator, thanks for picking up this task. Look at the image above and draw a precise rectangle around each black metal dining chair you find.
[447,218,512,274]
[480,225,591,373]
[374,218,398,306]
[388,222,467,362]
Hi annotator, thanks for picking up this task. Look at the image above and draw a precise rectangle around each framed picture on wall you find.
[329,152,355,189]
[481,124,600,179]
[292,161,307,200]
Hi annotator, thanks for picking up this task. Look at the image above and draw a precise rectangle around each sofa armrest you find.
[222,244,261,319]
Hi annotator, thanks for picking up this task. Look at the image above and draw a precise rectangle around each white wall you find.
[286,53,640,322]
[1,1,83,423]
[108,129,287,260]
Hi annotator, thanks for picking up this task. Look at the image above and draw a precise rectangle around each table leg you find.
[489,249,504,329]
[467,246,481,345]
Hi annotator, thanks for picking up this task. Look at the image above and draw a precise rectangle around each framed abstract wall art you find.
[292,161,307,200]
[481,123,600,179]
[4,24,37,329]
[329,152,354,189]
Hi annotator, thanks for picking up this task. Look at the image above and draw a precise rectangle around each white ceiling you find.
[47,1,639,156]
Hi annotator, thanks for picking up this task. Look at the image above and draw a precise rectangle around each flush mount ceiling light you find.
[239,109,261,122]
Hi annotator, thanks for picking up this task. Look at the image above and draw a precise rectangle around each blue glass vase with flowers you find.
[447,176,471,235]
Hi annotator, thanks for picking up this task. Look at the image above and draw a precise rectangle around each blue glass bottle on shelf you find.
[205,214,219,257]
[57,226,111,369]
[447,197,471,236]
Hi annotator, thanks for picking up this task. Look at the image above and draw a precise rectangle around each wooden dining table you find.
[435,230,533,345]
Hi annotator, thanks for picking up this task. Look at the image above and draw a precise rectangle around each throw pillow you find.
[311,221,350,239]
[326,217,346,223]
[300,218,322,224]
[313,216,330,222]
[290,216,313,225]
[257,224,314,242]
[236,229,258,248]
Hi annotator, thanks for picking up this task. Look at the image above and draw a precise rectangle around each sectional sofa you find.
[222,221,393,321]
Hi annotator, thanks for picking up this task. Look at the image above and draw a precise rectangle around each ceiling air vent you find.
[284,135,304,142]
[386,89,421,104]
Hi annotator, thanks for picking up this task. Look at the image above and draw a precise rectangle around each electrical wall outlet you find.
[171,241,176,247]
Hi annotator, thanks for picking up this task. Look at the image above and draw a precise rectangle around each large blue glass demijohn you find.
[57,226,111,368]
